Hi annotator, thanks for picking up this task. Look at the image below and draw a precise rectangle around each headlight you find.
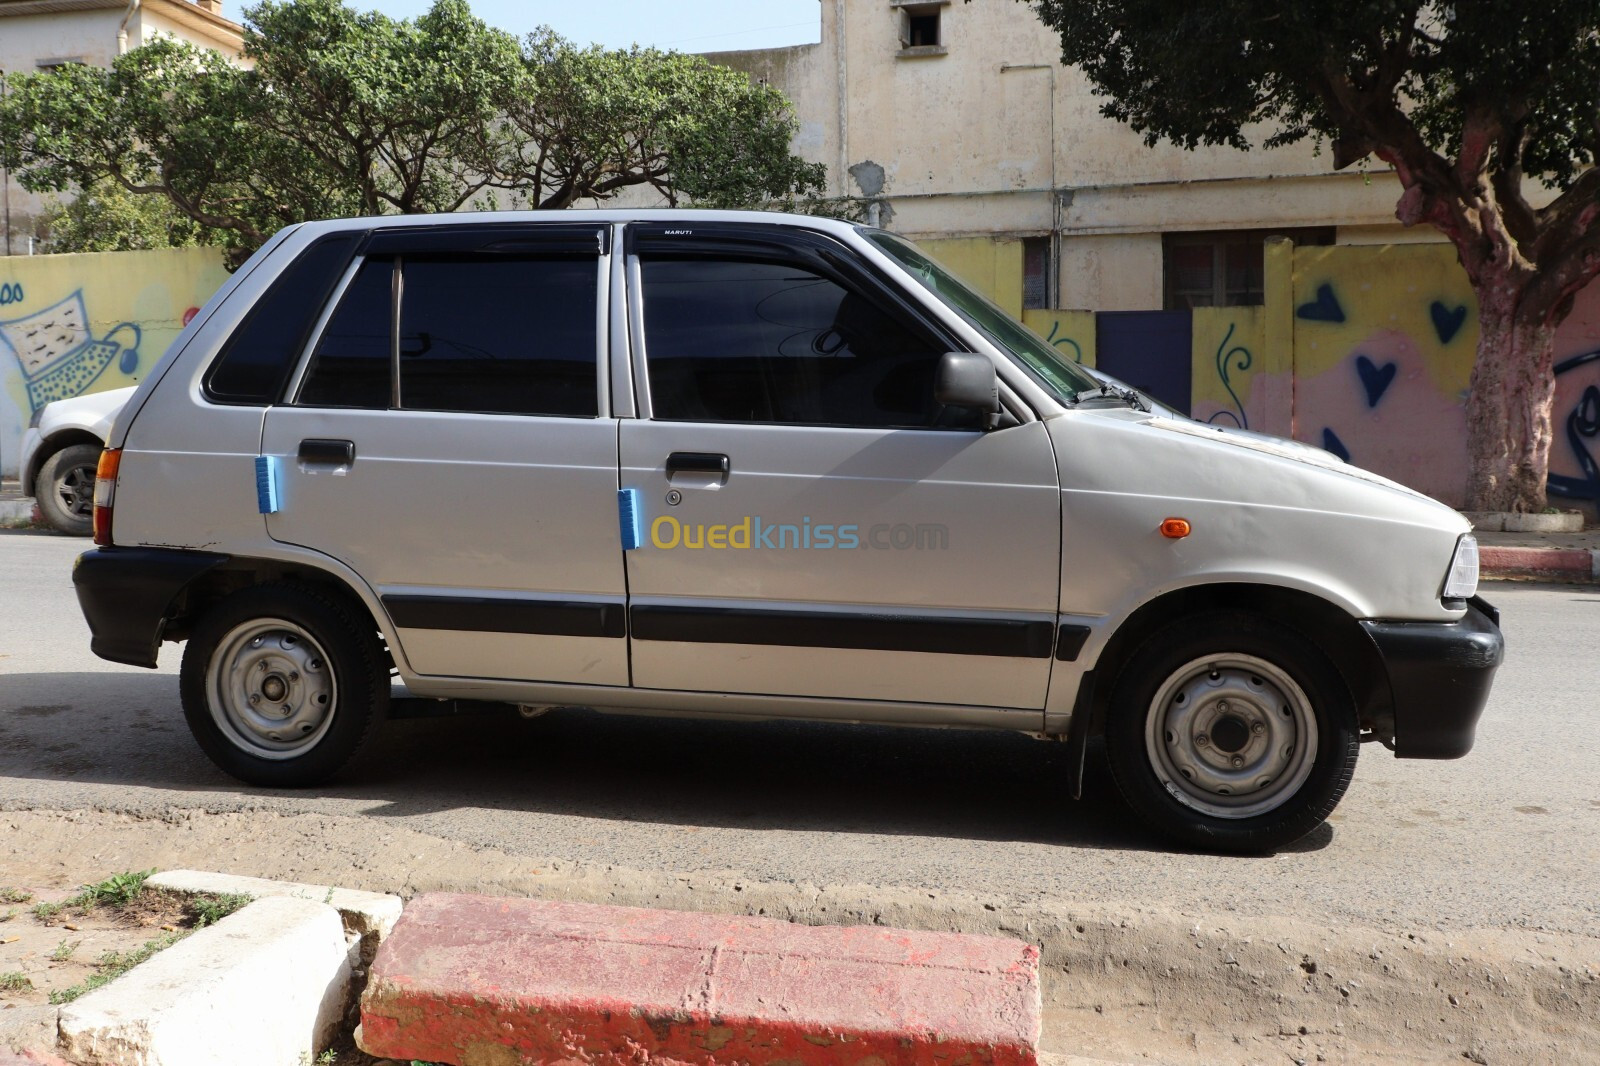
[27,404,45,429]
[1442,533,1479,601]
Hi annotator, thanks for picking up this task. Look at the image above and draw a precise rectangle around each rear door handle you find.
[666,452,730,478]
[298,438,355,465]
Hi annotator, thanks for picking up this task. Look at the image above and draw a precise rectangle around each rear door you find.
[260,224,628,685]
[618,223,1062,711]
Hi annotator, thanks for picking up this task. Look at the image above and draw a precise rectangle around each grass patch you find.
[0,971,33,993]
[49,931,183,1005]
[186,891,251,928]
[51,938,81,962]
[66,870,155,911]
[0,888,32,905]
[32,901,61,921]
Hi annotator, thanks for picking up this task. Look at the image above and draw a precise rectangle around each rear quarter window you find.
[203,234,359,405]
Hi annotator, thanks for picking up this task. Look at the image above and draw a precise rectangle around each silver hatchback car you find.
[72,210,1502,851]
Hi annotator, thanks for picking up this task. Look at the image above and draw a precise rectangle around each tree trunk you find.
[1465,282,1559,512]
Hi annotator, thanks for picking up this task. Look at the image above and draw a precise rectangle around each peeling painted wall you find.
[0,247,230,477]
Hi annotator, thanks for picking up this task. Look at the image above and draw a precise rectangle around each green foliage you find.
[49,931,183,1005]
[0,889,32,905]
[0,0,826,258]
[42,181,206,252]
[0,971,32,993]
[67,870,156,911]
[31,901,61,921]
[187,892,251,928]
[50,938,81,962]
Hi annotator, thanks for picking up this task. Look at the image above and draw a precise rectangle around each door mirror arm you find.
[934,351,1003,430]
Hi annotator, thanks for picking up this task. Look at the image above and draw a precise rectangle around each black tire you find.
[35,442,100,536]
[180,583,388,787]
[1104,611,1359,852]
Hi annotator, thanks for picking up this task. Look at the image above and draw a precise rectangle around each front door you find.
[618,224,1061,710]
[261,224,628,686]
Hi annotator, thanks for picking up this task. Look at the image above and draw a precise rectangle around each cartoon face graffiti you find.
[0,291,140,413]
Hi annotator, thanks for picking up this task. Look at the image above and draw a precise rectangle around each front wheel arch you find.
[1084,583,1393,747]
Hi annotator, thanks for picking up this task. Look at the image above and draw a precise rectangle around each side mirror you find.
[934,351,1002,430]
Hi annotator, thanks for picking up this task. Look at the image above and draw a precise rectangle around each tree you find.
[0,0,824,259]
[1024,0,1600,511]
[40,180,206,253]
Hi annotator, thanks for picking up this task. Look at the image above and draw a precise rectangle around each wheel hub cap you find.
[207,619,336,760]
[1144,653,1318,819]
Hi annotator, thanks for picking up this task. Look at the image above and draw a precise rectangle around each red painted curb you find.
[360,894,1041,1066]
[1480,546,1593,576]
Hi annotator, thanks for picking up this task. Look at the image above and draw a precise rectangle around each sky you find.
[218,0,823,53]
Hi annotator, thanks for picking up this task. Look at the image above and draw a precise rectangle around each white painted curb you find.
[146,870,401,958]
[58,897,352,1066]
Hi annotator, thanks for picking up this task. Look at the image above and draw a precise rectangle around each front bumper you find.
[1361,596,1504,759]
[73,547,231,668]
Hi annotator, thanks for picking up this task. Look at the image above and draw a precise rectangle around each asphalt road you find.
[2,528,1597,940]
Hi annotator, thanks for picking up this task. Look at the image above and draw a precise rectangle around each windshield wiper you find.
[1074,382,1149,412]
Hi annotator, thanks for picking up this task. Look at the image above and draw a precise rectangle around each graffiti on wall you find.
[1548,283,1600,507]
[0,291,142,414]
[1189,306,1269,433]
[0,247,230,477]
[1020,310,1096,368]
[1286,246,1477,506]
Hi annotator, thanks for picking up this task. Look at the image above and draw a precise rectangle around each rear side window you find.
[297,255,600,417]
[204,234,357,404]
[641,257,943,427]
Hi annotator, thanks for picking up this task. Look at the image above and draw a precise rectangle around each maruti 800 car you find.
[71,211,1503,851]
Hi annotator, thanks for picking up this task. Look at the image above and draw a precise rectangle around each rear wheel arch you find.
[1087,583,1392,743]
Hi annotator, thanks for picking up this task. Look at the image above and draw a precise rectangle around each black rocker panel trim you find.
[629,604,1054,658]
[383,595,625,639]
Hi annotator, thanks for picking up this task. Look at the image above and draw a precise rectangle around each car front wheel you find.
[180,583,388,787]
[1104,611,1359,852]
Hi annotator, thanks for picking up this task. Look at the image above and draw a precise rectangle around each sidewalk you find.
[0,478,36,527]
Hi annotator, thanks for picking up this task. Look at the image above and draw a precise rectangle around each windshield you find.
[864,230,1097,403]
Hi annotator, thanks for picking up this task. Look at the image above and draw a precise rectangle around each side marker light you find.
[1160,518,1191,539]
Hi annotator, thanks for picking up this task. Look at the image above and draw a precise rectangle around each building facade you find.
[707,0,1445,317]
[0,0,245,255]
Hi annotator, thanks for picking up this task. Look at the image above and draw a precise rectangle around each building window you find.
[36,57,87,70]
[895,1,948,56]
[1163,228,1335,309]
[1022,237,1051,311]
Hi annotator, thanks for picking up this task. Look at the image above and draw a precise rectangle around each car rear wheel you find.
[1104,611,1359,852]
[180,583,387,787]
[35,442,100,536]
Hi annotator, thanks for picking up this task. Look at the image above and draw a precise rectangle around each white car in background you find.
[19,386,134,535]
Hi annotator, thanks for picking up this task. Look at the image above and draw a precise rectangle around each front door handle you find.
[666,452,730,478]
[298,438,355,465]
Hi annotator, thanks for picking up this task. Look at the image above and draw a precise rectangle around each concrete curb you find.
[359,893,1043,1066]
[145,869,402,964]
[0,498,36,527]
[58,896,352,1066]
[1480,544,1600,581]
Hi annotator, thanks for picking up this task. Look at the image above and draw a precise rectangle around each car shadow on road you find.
[0,671,1332,856]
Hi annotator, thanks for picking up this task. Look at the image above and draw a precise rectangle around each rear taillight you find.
[92,448,120,546]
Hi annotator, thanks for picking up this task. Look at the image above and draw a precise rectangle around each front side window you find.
[298,254,599,417]
[640,257,945,428]
[866,230,1097,404]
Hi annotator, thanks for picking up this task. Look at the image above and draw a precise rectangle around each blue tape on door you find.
[255,455,281,515]
[617,487,642,550]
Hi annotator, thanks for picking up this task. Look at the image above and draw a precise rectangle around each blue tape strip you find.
[617,487,642,550]
[255,455,280,515]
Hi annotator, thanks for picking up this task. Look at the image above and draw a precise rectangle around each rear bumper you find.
[1361,596,1504,759]
[73,547,230,668]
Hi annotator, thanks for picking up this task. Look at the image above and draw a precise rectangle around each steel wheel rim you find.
[1143,653,1318,819]
[206,618,337,760]
[57,463,96,518]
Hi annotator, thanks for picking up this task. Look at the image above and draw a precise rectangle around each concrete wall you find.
[0,246,230,476]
